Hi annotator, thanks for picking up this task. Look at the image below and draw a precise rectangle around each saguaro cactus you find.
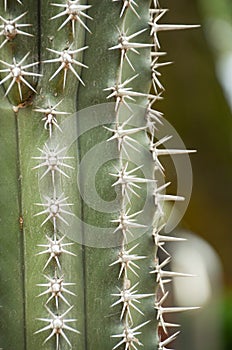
[0,1,199,349]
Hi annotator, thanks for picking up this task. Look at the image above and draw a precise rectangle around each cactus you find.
[0,1,199,349]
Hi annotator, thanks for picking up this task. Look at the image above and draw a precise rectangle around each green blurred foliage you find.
[223,292,232,350]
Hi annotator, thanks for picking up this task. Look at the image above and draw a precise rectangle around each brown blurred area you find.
[156,0,232,288]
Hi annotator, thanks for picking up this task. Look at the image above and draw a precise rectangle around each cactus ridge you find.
[106,1,199,349]
[107,2,155,349]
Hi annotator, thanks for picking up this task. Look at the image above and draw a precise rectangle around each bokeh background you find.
[156,0,232,349]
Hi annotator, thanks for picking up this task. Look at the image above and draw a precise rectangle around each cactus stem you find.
[50,1,92,36]
[35,305,80,349]
[0,53,41,99]
[37,234,76,271]
[107,1,154,334]
[0,12,33,49]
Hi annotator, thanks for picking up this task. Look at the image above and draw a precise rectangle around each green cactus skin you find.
[0,1,198,349]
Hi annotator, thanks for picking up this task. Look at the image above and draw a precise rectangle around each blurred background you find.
[156,0,232,349]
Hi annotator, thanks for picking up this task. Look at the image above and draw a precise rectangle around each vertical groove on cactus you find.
[15,108,27,346]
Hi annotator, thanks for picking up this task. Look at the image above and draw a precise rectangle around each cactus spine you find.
[0,1,199,349]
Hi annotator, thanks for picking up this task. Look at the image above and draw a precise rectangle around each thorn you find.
[111,320,150,350]
[37,235,76,271]
[0,12,33,48]
[34,100,69,137]
[110,162,155,203]
[32,143,74,184]
[158,331,180,350]
[43,46,88,89]
[153,182,185,216]
[111,282,153,321]
[110,244,146,279]
[151,257,195,294]
[112,0,140,18]
[36,272,76,309]
[50,1,92,36]
[104,74,161,112]
[0,53,41,100]
[112,208,146,241]
[149,9,200,48]
[109,27,153,70]
[155,291,200,334]
[105,115,146,156]
[35,305,80,349]
[34,193,74,232]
